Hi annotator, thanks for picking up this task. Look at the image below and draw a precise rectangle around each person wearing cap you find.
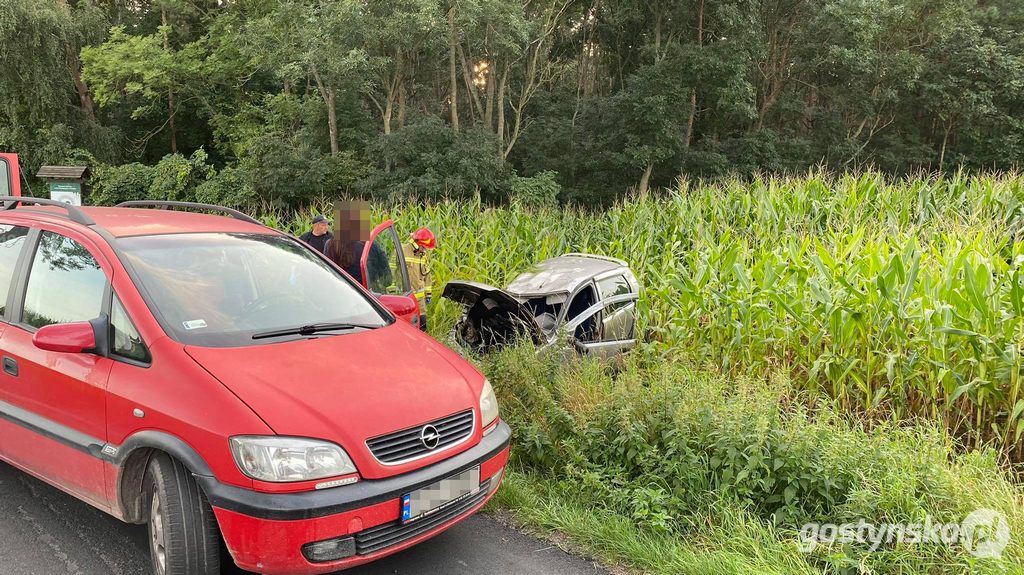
[403,228,435,330]
[299,214,333,254]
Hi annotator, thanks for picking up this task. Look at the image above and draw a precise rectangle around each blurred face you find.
[333,200,373,241]
[312,222,329,236]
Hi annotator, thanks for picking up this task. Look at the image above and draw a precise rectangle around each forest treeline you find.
[1,0,1022,207]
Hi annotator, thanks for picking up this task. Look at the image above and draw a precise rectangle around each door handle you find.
[3,356,17,377]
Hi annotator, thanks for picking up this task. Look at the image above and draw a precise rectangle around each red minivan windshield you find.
[118,232,388,347]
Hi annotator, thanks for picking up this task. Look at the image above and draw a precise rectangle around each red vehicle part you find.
[32,321,97,353]
[215,444,510,574]
[0,153,22,196]
[361,219,420,326]
[0,203,508,575]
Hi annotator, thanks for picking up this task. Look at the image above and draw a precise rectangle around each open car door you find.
[563,292,640,359]
[0,154,21,197]
[360,220,420,326]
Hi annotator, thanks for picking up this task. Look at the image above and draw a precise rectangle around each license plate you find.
[401,466,480,524]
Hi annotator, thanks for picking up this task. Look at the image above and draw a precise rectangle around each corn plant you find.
[257,171,1024,459]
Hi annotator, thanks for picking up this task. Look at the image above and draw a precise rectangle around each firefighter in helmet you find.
[403,227,435,330]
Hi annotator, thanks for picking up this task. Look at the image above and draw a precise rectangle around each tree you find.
[82,24,215,154]
[360,0,443,135]
[498,0,570,158]
[6,0,1024,207]
[0,0,117,173]
[240,0,368,156]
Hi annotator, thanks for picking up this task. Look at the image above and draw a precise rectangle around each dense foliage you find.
[3,0,1024,206]
[484,346,1024,573]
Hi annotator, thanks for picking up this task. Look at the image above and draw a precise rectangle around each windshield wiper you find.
[251,322,378,340]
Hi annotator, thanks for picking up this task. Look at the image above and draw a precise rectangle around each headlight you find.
[229,436,358,482]
[480,379,499,429]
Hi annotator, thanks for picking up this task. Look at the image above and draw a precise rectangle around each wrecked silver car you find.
[441,254,640,357]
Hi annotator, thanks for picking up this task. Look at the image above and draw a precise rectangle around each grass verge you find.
[488,468,819,575]
[470,344,1024,575]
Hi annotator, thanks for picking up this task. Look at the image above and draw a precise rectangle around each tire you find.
[144,454,222,575]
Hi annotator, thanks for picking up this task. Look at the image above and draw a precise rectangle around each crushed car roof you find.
[506,254,628,296]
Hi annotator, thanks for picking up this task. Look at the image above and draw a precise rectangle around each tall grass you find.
[259,170,1024,458]
[484,345,1024,574]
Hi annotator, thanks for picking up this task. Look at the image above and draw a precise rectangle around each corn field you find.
[257,171,1024,458]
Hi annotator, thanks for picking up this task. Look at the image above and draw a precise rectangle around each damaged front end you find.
[441,281,545,353]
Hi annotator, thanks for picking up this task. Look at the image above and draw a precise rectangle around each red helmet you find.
[411,227,436,250]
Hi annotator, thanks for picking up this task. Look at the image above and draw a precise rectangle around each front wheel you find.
[145,454,222,575]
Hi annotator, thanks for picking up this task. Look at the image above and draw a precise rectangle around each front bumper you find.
[204,421,511,575]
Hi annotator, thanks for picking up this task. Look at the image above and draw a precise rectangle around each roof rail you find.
[562,252,628,266]
[116,201,263,226]
[0,196,96,226]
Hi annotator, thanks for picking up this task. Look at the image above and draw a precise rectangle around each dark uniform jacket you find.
[299,230,333,254]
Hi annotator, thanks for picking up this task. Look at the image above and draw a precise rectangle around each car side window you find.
[111,295,149,363]
[0,225,29,317]
[569,297,637,344]
[600,299,636,341]
[366,230,399,294]
[0,158,10,196]
[597,275,631,311]
[597,275,630,299]
[22,231,106,329]
[566,285,598,340]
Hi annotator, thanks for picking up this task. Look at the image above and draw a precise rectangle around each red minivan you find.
[0,197,509,575]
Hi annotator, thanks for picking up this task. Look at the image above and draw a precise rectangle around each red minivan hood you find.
[184,322,481,478]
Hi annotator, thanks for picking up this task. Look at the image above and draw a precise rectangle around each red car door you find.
[0,225,113,509]
[361,220,420,325]
[0,222,30,460]
[0,153,21,197]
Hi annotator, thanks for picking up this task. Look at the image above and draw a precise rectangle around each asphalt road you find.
[0,461,608,575]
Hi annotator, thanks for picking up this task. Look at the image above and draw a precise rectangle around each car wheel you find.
[145,454,222,575]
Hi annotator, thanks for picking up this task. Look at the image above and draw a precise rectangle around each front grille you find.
[366,409,475,465]
[354,477,491,555]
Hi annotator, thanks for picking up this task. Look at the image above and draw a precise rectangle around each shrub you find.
[478,345,1024,572]
[194,165,256,207]
[148,149,216,202]
[357,117,514,202]
[509,170,561,206]
[91,149,216,205]
[90,162,156,205]
[234,139,364,208]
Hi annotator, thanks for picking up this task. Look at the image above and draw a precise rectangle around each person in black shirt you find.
[325,237,391,287]
[324,201,392,288]
[298,214,333,254]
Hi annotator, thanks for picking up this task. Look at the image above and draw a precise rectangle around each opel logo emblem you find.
[420,424,440,450]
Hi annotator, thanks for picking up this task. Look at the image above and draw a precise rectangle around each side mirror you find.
[32,322,97,354]
[379,294,418,318]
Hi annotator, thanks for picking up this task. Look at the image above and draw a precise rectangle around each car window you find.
[23,231,106,329]
[568,297,637,344]
[597,275,630,299]
[111,295,149,363]
[566,285,596,319]
[118,232,387,347]
[0,225,29,316]
[598,275,633,314]
[601,299,636,341]
[0,158,10,196]
[567,285,598,340]
[366,230,399,294]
